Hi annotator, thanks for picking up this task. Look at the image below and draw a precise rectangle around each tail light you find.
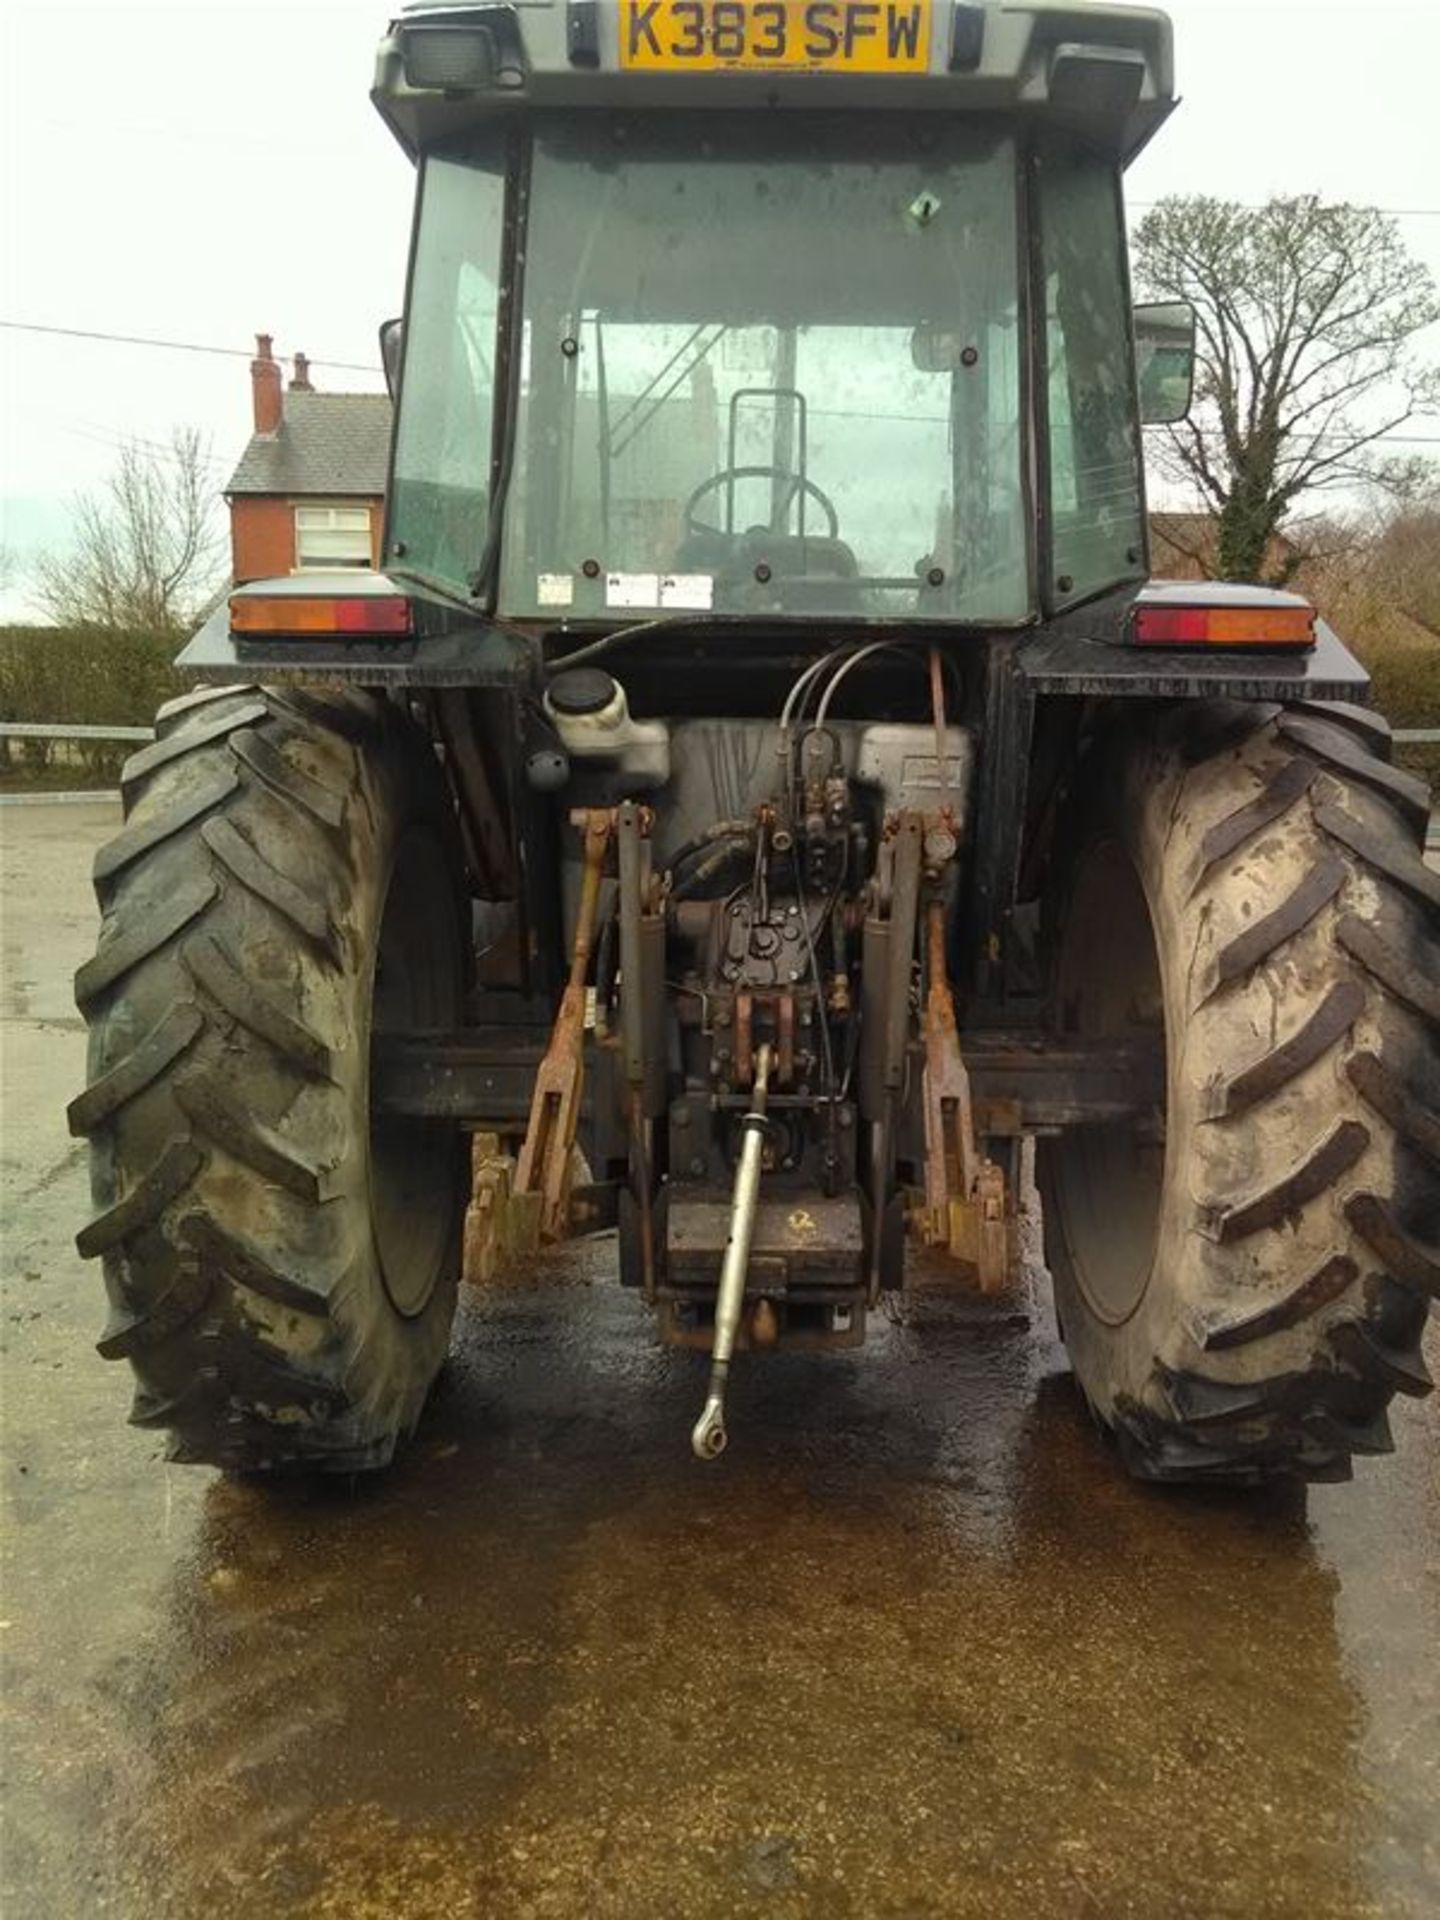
[230,590,412,639]
[1130,585,1316,651]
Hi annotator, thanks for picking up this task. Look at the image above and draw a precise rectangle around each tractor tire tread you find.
[120,697,268,804]
[1042,697,1439,1484]
[67,1002,205,1137]
[72,684,465,1472]
[1205,979,1364,1118]
[93,766,241,893]
[181,932,333,1078]
[1291,698,1394,761]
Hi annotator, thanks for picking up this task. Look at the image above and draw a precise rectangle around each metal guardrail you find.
[0,722,154,742]
[1,722,1436,839]
[7,722,1434,745]
[11,720,1430,837]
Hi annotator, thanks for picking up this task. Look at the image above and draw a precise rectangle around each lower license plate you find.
[620,0,932,73]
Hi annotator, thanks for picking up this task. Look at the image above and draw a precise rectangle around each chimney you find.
[251,332,282,435]
[290,351,314,393]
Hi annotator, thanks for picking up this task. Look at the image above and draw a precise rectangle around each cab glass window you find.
[501,114,1028,625]
[388,141,507,594]
[1038,141,1145,606]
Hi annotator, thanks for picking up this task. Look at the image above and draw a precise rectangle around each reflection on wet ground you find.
[3,803,1438,1918]
[6,1254,1439,1920]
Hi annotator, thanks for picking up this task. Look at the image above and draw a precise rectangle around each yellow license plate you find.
[620,0,932,73]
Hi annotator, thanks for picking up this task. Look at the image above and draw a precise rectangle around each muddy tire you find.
[69,685,469,1471]
[1038,699,1438,1484]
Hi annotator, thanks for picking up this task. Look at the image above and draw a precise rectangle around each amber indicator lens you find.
[230,595,412,638]
[1131,604,1316,649]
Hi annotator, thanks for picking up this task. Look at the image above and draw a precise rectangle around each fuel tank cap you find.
[547,667,619,717]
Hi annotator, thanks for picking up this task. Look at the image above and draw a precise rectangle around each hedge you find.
[1323,603,1440,785]
[0,625,187,784]
[0,616,1433,788]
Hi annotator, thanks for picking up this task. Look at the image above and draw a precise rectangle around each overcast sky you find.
[2,0,1437,616]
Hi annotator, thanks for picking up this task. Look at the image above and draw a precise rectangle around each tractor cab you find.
[373,1,1184,631]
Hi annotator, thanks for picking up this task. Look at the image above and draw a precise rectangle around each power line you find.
[0,318,383,375]
[5,322,1435,459]
[1129,201,1440,217]
[1145,428,1440,448]
[60,421,233,469]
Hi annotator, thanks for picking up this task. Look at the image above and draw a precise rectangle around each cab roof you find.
[373,1,1175,163]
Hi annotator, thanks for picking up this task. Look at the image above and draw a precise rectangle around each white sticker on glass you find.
[605,572,660,609]
[537,572,574,608]
[660,573,713,611]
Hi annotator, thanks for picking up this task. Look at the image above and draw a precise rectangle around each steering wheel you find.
[683,465,840,542]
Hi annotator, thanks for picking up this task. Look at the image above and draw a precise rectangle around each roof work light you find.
[396,12,528,91]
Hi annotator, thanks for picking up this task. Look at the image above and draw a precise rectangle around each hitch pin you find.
[691,1043,773,1462]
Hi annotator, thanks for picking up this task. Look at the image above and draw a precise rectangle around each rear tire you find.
[70,685,469,1471]
[1039,699,1438,1484]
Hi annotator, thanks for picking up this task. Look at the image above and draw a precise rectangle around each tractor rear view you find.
[71,1,1438,1482]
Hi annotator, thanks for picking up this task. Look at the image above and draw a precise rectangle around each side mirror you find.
[1134,300,1195,424]
[380,318,403,401]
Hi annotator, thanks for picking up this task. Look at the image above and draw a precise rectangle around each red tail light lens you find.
[1131,602,1316,649]
[230,594,412,638]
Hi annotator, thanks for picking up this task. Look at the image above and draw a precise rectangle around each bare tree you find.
[1133,196,1440,584]
[35,428,227,633]
[1368,502,1440,637]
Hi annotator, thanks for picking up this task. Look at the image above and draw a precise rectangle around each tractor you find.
[72,0,1438,1481]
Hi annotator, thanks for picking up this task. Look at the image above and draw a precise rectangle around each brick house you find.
[227,334,392,584]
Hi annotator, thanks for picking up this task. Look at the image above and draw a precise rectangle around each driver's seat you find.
[672,528,863,608]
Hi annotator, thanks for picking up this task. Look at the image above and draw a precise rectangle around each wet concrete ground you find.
[3,800,1438,1919]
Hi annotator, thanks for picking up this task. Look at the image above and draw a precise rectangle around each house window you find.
[295,504,372,570]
